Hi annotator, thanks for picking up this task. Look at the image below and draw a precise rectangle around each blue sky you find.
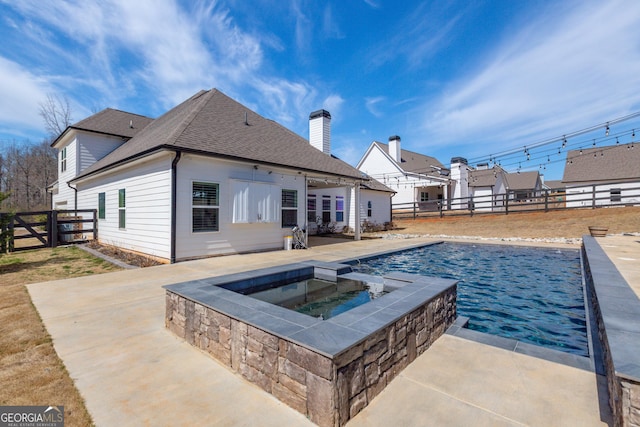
[2,0,640,180]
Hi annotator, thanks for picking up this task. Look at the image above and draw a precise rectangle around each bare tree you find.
[39,94,73,139]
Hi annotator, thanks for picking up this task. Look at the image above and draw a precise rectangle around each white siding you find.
[358,144,444,206]
[470,187,494,211]
[77,132,126,173]
[175,154,307,260]
[52,137,78,210]
[76,154,173,259]
[362,189,392,225]
[565,181,640,208]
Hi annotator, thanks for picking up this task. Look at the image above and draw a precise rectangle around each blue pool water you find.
[354,242,588,357]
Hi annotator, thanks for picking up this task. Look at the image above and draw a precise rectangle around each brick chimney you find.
[309,110,331,154]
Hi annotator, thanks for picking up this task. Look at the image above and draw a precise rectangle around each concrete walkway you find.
[27,237,620,426]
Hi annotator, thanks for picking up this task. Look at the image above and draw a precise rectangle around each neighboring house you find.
[449,158,543,211]
[357,136,449,211]
[562,143,640,208]
[467,164,509,210]
[50,89,391,262]
[505,171,544,202]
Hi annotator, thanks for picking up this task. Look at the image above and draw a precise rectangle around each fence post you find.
[8,215,14,252]
[93,209,98,241]
[439,201,443,218]
[469,196,474,216]
[544,190,549,212]
[505,192,509,215]
[413,202,416,220]
[50,210,58,248]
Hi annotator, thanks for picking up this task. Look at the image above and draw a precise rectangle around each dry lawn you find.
[0,246,122,426]
[389,206,640,239]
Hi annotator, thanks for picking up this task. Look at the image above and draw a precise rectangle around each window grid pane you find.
[282,190,297,208]
[193,207,219,232]
[193,182,219,206]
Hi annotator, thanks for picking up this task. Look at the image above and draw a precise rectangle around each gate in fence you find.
[0,209,97,253]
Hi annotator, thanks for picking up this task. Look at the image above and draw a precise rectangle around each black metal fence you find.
[0,209,97,253]
[393,183,640,219]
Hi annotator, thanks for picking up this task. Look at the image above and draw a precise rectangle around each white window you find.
[307,195,317,223]
[60,147,67,172]
[335,196,344,222]
[193,182,219,232]
[322,195,331,223]
[282,189,298,227]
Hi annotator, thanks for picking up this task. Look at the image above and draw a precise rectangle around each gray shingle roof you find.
[562,143,640,183]
[74,89,366,181]
[505,171,540,190]
[52,108,153,146]
[469,168,499,187]
[374,142,446,177]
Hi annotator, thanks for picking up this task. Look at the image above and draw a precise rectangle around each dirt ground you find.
[386,206,640,239]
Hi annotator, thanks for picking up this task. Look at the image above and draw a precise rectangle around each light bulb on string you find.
[605,123,610,136]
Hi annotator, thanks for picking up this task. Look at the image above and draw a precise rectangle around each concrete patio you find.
[27,235,636,426]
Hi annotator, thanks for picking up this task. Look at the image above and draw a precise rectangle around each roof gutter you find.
[170,151,182,264]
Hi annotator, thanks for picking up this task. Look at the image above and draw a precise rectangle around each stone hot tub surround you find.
[164,261,457,427]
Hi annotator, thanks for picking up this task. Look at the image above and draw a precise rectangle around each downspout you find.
[67,182,77,214]
[170,151,182,264]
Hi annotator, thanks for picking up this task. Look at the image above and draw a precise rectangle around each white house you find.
[50,89,392,262]
[562,143,640,208]
[357,136,449,211]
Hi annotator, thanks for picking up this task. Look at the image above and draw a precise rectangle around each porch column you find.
[442,183,448,210]
[354,182,361,241]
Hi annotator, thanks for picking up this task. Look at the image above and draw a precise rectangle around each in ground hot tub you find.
[164,260,456,427]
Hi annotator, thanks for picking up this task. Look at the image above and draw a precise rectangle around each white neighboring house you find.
[50,89,391,262]
[357,136,449,212]
[562,143,640,208]
[468,166,542,211]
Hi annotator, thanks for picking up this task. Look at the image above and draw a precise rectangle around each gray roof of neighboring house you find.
[505,171,540,190]
[73,89,366,182]
[52,108,153,146]
[468,168,499,187]
[544,180,564,190]
[374,142,446,176]
[562,143,640,183]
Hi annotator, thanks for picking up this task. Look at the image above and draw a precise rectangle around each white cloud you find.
[365,96,386,118]
[322,94,344,119]
[421,1,640,152]
[0,56,51,137]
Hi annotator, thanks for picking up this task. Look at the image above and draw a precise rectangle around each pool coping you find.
[163,259,457,360]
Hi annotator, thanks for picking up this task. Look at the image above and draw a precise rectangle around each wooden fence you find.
[393,183,640,219]
[0,209,97,253]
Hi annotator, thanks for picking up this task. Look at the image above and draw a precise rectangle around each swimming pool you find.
[353,242,588,357]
